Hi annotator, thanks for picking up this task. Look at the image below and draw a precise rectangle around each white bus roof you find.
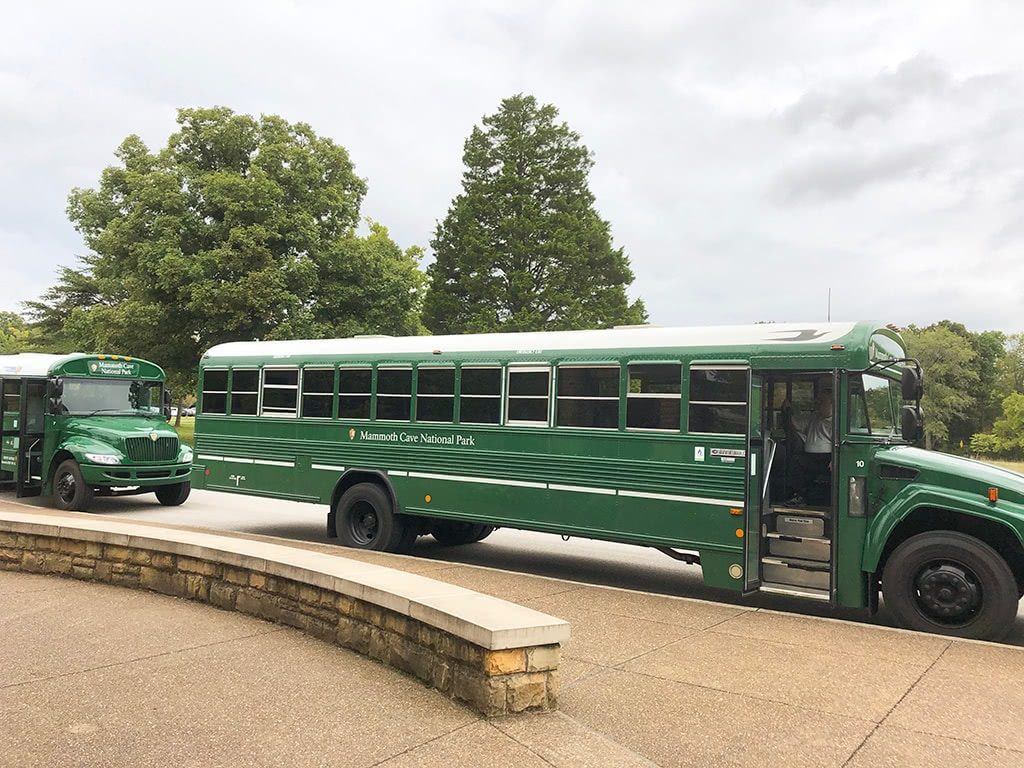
[0,353,87,378]
[204,322,874,361]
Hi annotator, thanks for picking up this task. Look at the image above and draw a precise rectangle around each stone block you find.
[128,549,152,565]
[150,552,175,570]
[71,565,94,580]
[184,573,211,601]
[335,593,356,615]
[34,537,61,552]
[140,566,185,596]
[526,644,560,672]
[505,672,548,713]
[249,572,267,590]
[105,545,132,562]
[452,666,506,716]
[93,561,113,582]
[336,616,372,656]
[57,539,88,556]
[545,670,560,710]
[16,534,37,549]
[0,531,18,547]
[0,547,21,562]
[210,580,238,610]
[178,557,219,577]
[484,648,526,676]
[223,566,250,586]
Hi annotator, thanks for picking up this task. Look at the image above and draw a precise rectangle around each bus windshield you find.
[61,378,163,416]
[849,373,901,438]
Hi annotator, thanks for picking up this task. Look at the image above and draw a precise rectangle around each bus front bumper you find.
[81,462,193,488]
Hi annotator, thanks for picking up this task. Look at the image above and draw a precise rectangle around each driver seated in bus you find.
[784,389,833,506]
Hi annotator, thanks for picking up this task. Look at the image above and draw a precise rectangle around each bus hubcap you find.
[349,502,379,545]
[58,472,75,502]
[914,561,981,625]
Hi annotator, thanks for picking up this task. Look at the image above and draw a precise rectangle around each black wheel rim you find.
[913,559,983,627]
[57,471,76,504]
[347,500,379,546]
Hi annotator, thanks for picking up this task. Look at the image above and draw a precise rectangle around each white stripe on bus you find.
[408,470,546,490]
[196,454,222,461]
[618,489,743,507]
[311,463,346,472]
[388,470,409,477]
[223,456,254,464]
[254,459,294,467]
[548,483,617,496]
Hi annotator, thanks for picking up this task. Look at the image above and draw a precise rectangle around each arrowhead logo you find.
[89,363,98,372]
[348,428,356,440]
[149,431,159,442]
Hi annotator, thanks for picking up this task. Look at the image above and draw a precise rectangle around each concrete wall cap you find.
[0,508,570,649]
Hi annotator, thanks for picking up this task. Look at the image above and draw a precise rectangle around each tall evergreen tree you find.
[424,94,646,334]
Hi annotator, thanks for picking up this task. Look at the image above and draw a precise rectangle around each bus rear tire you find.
[431,522,494,546]
[882,531,1017,641]
[334,482,414,553]
[53,459,94,513]
[155,481,191,506]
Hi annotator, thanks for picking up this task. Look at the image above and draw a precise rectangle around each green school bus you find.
[0,353,193,511]
[191,322,1024,640]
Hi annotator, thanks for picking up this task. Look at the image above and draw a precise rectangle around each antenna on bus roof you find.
[827,288,831,322]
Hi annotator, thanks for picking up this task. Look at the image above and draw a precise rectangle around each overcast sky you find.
[2,1,1022,332]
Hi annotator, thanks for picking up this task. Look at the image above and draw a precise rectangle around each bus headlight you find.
[85,453,121,465]
[180,449,193,463]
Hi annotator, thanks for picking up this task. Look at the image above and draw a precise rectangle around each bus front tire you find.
[882,531,1018,641]
[53,459,94,513]
[431,521,494,546]
[334,483,415,554]
[155,481,191,506]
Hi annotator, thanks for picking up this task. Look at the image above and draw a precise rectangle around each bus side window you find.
[377,368,412,421]
[459,367,501,424]
[261,368,299,417]
[230,369,259,415]
[627,364,681,431]
[338,368,372,419]
[301,368,334,418]
[688,367,747,435]
[417,367,455,423]
[556,366,619,429]
[201,370,228,415]
[506,367,550,426]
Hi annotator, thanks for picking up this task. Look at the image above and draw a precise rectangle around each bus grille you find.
[124,436,179,463]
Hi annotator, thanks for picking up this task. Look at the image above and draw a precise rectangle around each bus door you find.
[742,372,765,593]
[16,379,45,497]
[0,377,19,490]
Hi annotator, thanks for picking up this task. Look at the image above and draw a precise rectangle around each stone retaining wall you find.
[0,529,559,716]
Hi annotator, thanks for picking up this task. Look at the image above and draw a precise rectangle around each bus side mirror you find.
[47,378,64,414]
[901,367,923,401]
[163,389,172,421]
[901,405,923,444]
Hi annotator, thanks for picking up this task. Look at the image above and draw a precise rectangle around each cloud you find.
[770,142,943,203]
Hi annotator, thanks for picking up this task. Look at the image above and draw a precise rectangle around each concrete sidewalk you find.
[3,513,1024,766]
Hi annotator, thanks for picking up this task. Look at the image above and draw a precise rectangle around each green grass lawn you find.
[173,416,195,446]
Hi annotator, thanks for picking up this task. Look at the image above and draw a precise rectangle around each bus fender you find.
[327,469,401,538]
[862,483,1024,573]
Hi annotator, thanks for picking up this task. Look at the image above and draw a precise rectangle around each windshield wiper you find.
[83,408,132,417]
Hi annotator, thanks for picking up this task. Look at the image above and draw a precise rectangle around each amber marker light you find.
[729,507,742,516]
[735,528,744,538]
[831,344,845,350]
[424,494,432,503]
[988,487,999,503]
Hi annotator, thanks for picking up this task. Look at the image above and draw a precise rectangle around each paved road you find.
[8,488,1024,645]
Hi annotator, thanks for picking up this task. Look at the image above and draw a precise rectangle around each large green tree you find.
[0,311,29,353]
[902,324,979,450]
[423,94,646,333]
[27,107,424,416]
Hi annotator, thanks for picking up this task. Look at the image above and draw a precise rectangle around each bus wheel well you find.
[48,450,76,481]
[327,471,398,539]
[878,507,1024,592]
